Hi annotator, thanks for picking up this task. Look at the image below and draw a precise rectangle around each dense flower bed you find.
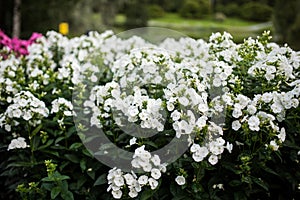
[0,30,300,199]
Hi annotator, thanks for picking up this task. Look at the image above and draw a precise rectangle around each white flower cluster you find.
[7,137,29,151]
[0,91,49,131]
[0,55,24,99]
[107,147,166,199]
[191,134,232,165]
[51,97,74,117]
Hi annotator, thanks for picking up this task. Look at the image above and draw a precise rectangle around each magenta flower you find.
[0,30,42,57]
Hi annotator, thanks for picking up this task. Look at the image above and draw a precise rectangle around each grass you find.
[114,13,273,43]
[149,13,257,28]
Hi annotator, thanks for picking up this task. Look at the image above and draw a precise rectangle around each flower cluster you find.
[1,30,299,199]
[0,91,49,131]
[7,137,29,151]
[0,30,42,56]
[107,146,166,198]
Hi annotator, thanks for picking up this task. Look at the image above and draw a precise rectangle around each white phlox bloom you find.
[175,175,186,185]
[0,91,49,130]
[7,137,29,150]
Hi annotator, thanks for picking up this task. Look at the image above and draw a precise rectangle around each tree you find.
[12,0,21,38]
[124,0,149,28]
[273,0,300,50]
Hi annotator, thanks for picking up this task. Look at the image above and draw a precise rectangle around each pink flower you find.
[0,30,42,57]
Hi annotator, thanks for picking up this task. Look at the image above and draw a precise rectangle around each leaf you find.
[51,186,61,199]
[80,159,86,171]
[31,135,41,151]
[77,177,87,189]
[61,191,74,200]
[140,189,154,200]
[40,149,60,157]
[37,139,54,150]
[144,141,158,148]
[229,180,242,187]
[64,154,80,163]
[69,142,82,150]
[32,124,43,136]
[55,136,65,144]
[252,177,269,191]
[94,174,107,186]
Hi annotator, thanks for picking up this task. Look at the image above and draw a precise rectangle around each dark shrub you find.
[179,0,210,19]
[241,2,273,22]
[147,4,165,18]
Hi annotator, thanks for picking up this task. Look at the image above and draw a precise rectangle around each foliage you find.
[179,0,210,19]
[216,3,241,18]
[240,2,272,22]
[147,5,165,19]
[124,0,149,28]
[273,0,300,50]
[0,30,300,199]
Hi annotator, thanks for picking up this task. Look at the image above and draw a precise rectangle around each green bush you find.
[179,0,210,19]
[1,30,300,200]
[147,4,165,19]
[241,2,273,22]
[124,0,148,28]
[221,3,241,18]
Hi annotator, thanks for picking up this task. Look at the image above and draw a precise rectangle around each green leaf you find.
[80,159,86,171]
[55,136,65,144]
[229,180,242,187]
[40,149,60,157]
[51,186,61,199]
[140,189,154,200]
[61,191,74,200]
[31,135,41,151]
[32,124,43,136]
[37,139,54,150]
[64,154,80,163]
[144,141,158,148]
[252,177,269,191]
[41,176,54,182]
[69,142,82,150]
[94,174,107,186]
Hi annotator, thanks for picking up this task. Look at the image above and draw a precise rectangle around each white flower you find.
[124,173,135,185]
[261,93,273,103]
[232,120,241,131]
[277,127,286,142]
[248,115,260,131]
[208,154,218,165]
[171,110,181,121]
[226,142,233,153]
[129,137,137,146]
[5,124,11,132]
[270,140,279,151]
[138,175,148,185]
[148,178,159,190]
[128,189,138,198]
[7,137,29,150]
[271,102,283,114]
[190,143,200,153]
[175,175,186,185]
[151,168,161,180]
[167,102,175,111]
[151,155,161,166]
[247,105,257,115]
[113,176,125,187]
[232,107,242,118]
[111,190,122,199]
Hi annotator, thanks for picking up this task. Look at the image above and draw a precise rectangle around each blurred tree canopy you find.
[273,0,300,50]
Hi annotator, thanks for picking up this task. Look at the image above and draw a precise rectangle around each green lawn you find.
[114,13,273,42]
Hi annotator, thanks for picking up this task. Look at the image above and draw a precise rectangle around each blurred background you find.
[1,0,300,50]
